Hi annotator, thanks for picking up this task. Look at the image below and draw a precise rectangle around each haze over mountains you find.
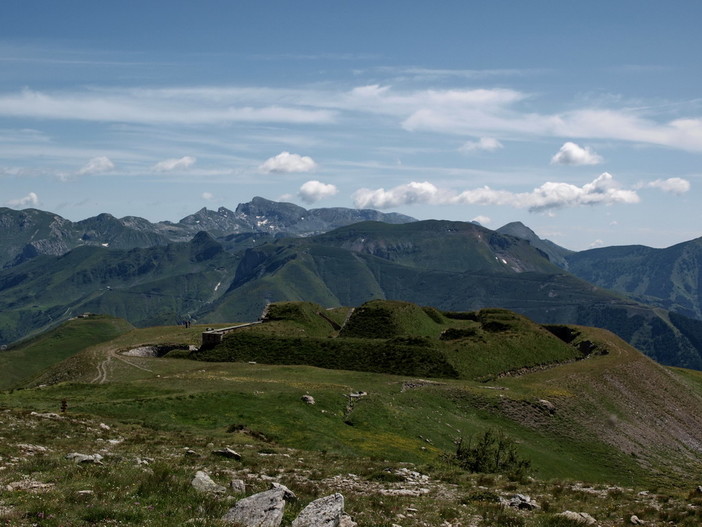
[3,197,702,371]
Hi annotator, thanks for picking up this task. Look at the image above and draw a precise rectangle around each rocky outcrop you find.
[191,471,226,494]
[501,493,540,510]
[221,486,291,527]
[65,452,103,464]
[556,511,597,525]
[212,447,242,460]
[292,493,345,527]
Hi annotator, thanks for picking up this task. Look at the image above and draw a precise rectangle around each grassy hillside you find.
[0,314,133,390]
[195,301,585,381]
[1,307,702,525]
[1,311,701,489]
[208,231,702,370]
[4,218,702,372]
[0,234,238,344]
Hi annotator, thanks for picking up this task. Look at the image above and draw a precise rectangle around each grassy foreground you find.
[2,303,702,525]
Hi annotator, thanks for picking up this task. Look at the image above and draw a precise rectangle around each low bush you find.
[451,428,531,481]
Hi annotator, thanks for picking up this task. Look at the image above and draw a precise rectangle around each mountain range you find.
[0,196,415,269]
[3,197,702,371]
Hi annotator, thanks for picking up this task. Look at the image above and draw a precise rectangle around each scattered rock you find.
[301,395,316,405]
[502,494,539,510]
[380,488,430,496]
[339,514,357,527]
[348,391,367,398]
[538,399,556,413]
[29,411,61,419]
[292,493,346,527]
[185,448,200,457]
[230,479,246,494]
[75,490,95,500]
[630,515,645,525]
[270,482,296,500]
[6,479,54,492]
[0,505,19,520]
[556,511,597,525]
[213,447,242,460]
[192,471,227,494]
[99,423,111,430]
[221,486,290,526]
[16,443,50,454]
[65,452,103,464]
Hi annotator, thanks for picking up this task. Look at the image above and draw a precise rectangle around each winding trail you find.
[91,348,154,384]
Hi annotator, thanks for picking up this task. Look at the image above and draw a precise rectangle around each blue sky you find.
[1,1,701,250]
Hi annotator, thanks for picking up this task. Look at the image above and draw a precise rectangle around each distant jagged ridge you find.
[0,196,417,269]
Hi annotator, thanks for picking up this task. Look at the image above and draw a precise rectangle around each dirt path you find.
[91,348,153,384]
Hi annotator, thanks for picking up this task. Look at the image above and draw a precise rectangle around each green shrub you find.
[451,428,531,480]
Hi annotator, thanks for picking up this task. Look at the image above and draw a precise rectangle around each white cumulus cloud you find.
[201,191,214,200]
[550,142,603,165]
[471,215,491,225]
[642,177,691,194]
[353,181,447,209]
[460,137,504,153]
[298,180,338,204]
[7,191,39,207]
[78,156,114,175]
[354,173,641,212]
[259,152,318,173]
[153,156,197,172]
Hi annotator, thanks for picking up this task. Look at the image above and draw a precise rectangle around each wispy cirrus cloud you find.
[0,87,335,125]
[460,137,504,153]
[353,173,651,212]
[153,156,196,171]
[78,156,114,175]
[1,83,701,153]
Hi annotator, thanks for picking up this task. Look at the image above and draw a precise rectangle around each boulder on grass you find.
[222,487,289,527]
[292,493,346,527]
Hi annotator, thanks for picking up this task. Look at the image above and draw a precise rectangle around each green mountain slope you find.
[0,314,133,390]
[0,233,238,344]
[4,304,702,488]
[566,237,702,320]
[211,222,702,369]
[4,219,702,370]
[496,221,574,268]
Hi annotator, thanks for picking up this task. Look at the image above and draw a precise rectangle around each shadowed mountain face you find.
[564,238,702,321]
[496,221,573,269]
[494,223,702,324]
[0,197,417,269]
